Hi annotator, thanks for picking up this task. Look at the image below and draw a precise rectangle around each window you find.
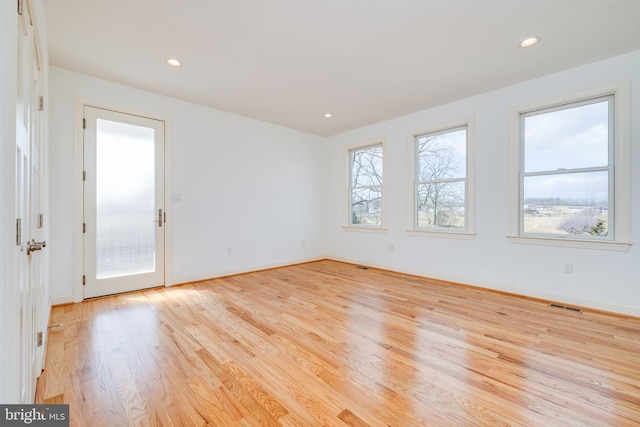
[414,125,470,233]
[512,84,632,251]
[348,144,383,227]
[519,96,613,240]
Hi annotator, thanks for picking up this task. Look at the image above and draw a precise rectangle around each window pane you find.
[351,187,382,225]
[96,119,156,278]
[522,171,608,236]
[417,129,466,181]
[351,145,383,187]
[524,100,609,173]
[417,181,465,229]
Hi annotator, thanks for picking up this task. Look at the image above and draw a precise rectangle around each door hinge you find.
[83,118,86,129]
[83,275,86,286]
[83,223,86,233]
[83,171,86,181]
[16,218,21,246]
[38,213,44,228]
[37,332,43,347]
[38,95,44,111]
[17,0,23,15]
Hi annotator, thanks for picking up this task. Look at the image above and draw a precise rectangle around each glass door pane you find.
[95,119,156,279]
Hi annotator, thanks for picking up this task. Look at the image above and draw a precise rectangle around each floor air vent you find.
[549,303,583,313]
[356,265,369,270]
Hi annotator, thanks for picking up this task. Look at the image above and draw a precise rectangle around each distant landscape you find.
[523,198,608,236]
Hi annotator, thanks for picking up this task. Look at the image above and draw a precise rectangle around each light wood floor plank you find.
[36,260,640,426]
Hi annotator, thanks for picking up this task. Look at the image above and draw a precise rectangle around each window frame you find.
[345,141,385,230]
[408,119,475,238]
[508,83,631,251]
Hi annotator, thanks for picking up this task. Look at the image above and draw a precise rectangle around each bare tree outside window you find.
[349,144,383,226]
[415,127,467,230]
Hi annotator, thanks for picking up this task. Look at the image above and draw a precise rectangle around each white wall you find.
[324,50,640,316]
[49,67,325,300]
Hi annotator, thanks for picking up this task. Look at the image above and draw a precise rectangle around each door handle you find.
[27,239,46,255]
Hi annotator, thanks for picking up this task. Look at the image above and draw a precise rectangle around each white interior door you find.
[15,1,39,403]
[83,106,165,299]
[30,31,46,379]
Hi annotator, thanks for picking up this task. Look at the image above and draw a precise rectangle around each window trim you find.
[344,140,386,230]
[508,82,631,250]
[408,118,475,237]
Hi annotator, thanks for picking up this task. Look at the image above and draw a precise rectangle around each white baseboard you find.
[326,256,640,318]
[169,256,326,286]
[51,295,74,306]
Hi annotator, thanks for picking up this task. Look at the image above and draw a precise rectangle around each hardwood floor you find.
[36,260,640,426]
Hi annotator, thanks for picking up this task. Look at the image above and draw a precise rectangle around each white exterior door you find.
[83,106,165,299]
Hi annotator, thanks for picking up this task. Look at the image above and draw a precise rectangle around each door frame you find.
[73,98,173,302]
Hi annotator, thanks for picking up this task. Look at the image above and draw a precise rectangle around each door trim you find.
[73,97,173,302]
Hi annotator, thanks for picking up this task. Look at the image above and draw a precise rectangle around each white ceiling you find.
[43,0,640,136]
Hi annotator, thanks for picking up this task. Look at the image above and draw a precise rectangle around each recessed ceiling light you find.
[324,113,333,118]
[166,58,182,67]
[520,37,539,48]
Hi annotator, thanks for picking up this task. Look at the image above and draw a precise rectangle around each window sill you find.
[506,235,632,252]
[406,230,476,240]
[342,226,388,234]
